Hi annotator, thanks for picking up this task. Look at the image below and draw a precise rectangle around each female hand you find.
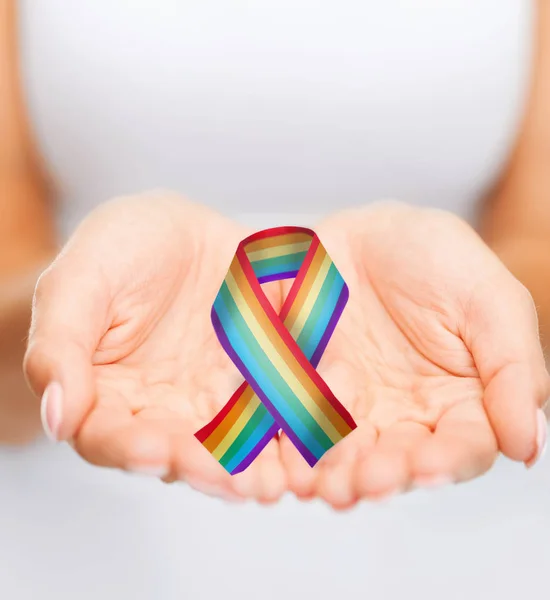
[24,192,287,503]
[278,203,549,509]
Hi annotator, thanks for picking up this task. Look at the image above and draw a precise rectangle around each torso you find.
[3,3,549,600]
[19,0,532,233]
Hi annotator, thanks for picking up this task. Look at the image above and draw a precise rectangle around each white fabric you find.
[2,2,548,600]
[19,0,532,234]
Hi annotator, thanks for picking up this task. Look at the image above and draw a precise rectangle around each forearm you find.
[487,238,550,349]
[0,0,59,442]
[0,174,57,443]
[0,264,51,444]
[482,151,550,345]
[482,160,550,349]
[480,0,550,348]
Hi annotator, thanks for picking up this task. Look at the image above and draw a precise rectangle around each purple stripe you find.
[310,284,349,368]
[230,423,280,475]
[258,270,299,284]
[211,310,318,469]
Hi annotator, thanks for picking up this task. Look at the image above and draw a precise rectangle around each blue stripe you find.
[301,273,345,360]
[295,264,337,355]
[251,252,307,279]
[214,290,329,457]
[213,286,330,458]
[224,412,276,474]
[215,284,331,451]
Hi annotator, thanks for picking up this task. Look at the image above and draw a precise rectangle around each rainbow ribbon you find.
[195,226,357,474]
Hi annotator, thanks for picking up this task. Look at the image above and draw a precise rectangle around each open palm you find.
[279,204,549,508]
[24,193,286,503]
[25,196,548,509]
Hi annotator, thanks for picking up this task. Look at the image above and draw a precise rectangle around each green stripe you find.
[219,283,332,450]
[219,402,268,467]
[296,263,338,348]
[218,283,333,451]
[251,251,308,277]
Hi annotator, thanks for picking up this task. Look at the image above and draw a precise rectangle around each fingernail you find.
[41,382,63,442]
[414,475,453,488]
[526,409,548,468]
[128,465,170,478]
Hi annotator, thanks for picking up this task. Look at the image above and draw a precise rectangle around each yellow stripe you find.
[288,253,332,339]
[203,386,255,451]
[283,243,326,331]
[246,240,311,263]
[245,232,312,252]
[212,394,262,459]
[231,255,352,438]
[225,269,342,444]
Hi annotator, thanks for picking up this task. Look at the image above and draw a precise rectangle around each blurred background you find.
[1,1,549,599]
[20,1,530,230]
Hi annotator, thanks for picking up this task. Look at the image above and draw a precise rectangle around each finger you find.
[137,407,249,502]
[257,439,287,504]
[316,425,376,510]
[171,419,238,497]
[228,460,264,500]
[411,400,498,484]
[312,359,367,507]
[464,275,550,465]
[74,404,171,476]
[23,261,110,441]
[355,422,429,499]
[230,437,287,504]
[279,431,320,499]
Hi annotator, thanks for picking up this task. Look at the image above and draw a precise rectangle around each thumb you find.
[23,259,109,442]
[465,276,549,467]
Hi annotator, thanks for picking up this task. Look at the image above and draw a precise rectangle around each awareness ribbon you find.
[195,226,357,474]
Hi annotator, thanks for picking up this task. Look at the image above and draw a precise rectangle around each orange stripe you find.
[203,386,255,451]
[229,257,351,437]
[244,232,313,253]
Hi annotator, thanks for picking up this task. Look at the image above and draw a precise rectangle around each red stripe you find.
[239,226,315,249]
[278,235,320,321]
[236,244,354,428]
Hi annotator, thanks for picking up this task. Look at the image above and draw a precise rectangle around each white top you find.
[2,2,549,600]
[20,0,532,232]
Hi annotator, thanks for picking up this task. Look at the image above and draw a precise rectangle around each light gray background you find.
[1,2,548,599]
[0,438,549,600]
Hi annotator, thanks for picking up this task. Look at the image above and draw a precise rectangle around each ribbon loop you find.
[195,227,356,474]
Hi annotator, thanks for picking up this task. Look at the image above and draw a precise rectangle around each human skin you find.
[21,193,549,508]
[1,0,550,506]
[283,205,549,507]
[0,0,57,443]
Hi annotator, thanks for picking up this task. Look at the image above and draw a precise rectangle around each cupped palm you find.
[26,197,548,509]
[26,193,286,502]
[278,203,548,508]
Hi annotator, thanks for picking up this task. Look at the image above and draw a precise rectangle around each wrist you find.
[490,236,550,349]
[0,261,52,445]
